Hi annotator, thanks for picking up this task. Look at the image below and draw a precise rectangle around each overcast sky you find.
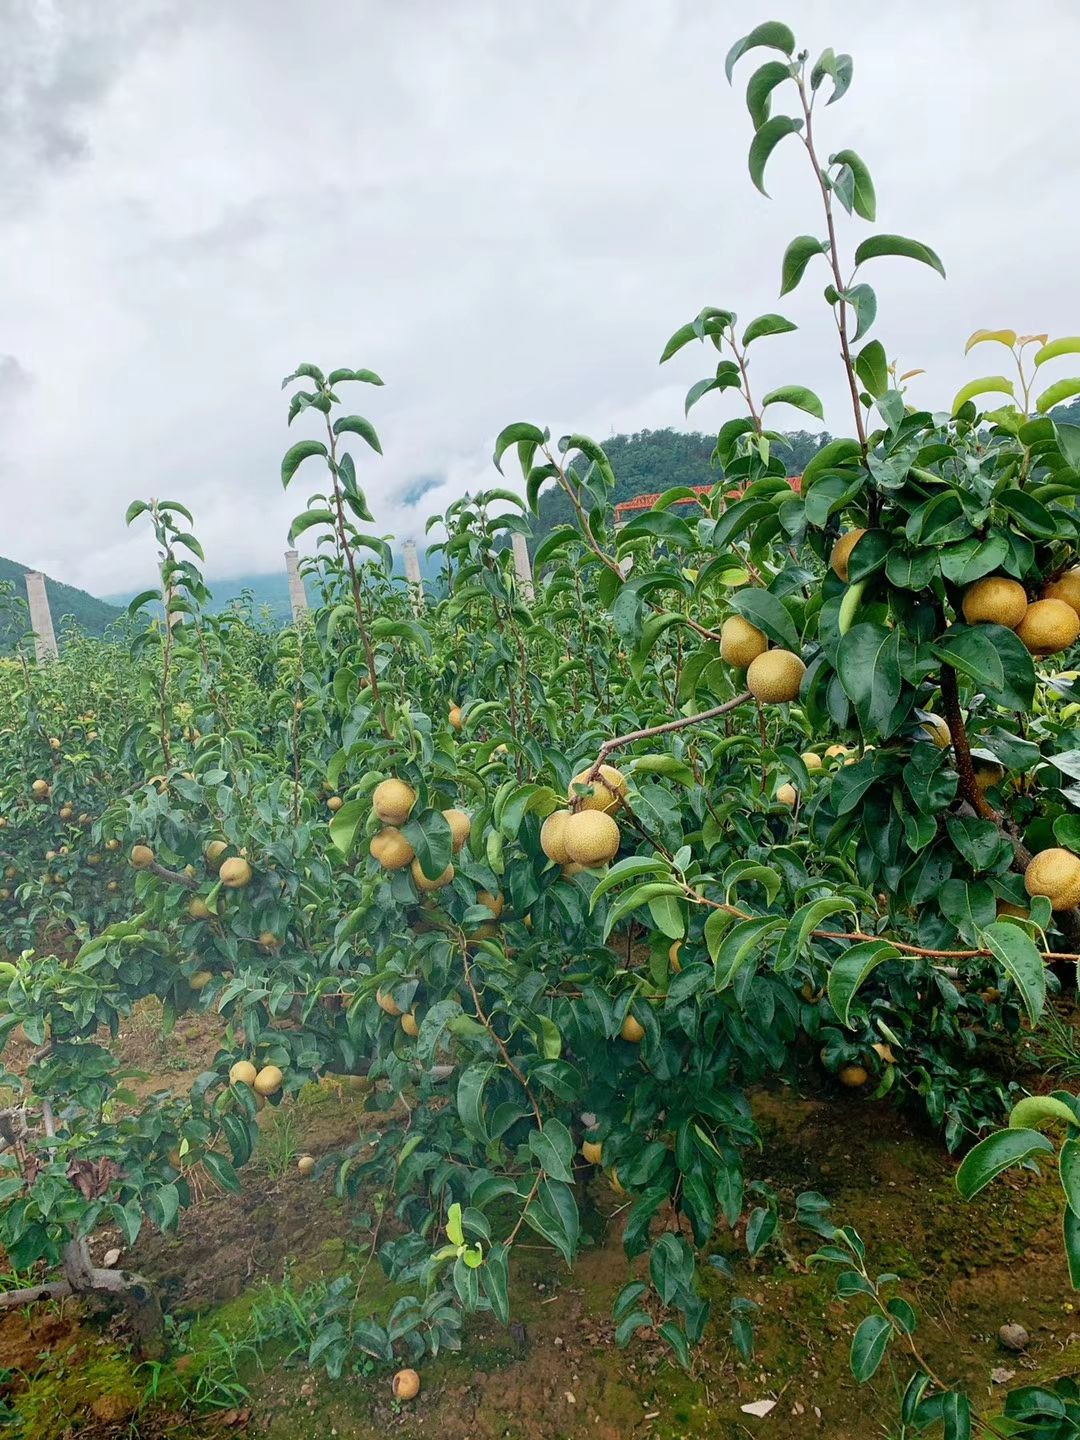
[2,0,1078,596]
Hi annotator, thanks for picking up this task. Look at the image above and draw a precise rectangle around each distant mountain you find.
[0,556,123,651]
[104,549,441,622]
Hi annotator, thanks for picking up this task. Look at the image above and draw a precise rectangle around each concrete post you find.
[285,549,308,621]
[402,539,424,611]
[25,572,58,661]
[512,532,534,602]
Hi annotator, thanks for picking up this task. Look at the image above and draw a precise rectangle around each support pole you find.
[402,539,424,612]
[285,550,308,621]
[24,572,58,660]
[511,532,534,603]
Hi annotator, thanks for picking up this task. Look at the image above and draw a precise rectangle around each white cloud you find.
[2,0,1078,592]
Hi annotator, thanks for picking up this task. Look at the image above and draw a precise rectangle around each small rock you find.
[999,1323,1029,1352]
[91,1394,136,1423]
[991,1367,1016,1385]
[740,1399,776,1418]
[565,1391,576,1405]
[102,1247,121,1267]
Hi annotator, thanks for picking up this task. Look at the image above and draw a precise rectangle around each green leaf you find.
[780,236,828,296]
[828,940,901,1027]
[371,618,433,656]
[775,897,857,971]
[728,587,800,649]
[955,1127,1054,1200]
[855,340,888,399]
[845,283,877,341]
[1034,336,1080,367]
[931,628,1004,698]
[628,754,697,787]
[649,893,685,940]
[801,438,862,488]
[1008,1096,1078,1130]
[658,1321,692,1369]
[457,1064,494,1144]
[745,59,792,128]
[1065,1204,1080,1289]
[996,488,1060,539]
[288,507,335,543]
[746,1206,777,1257]
[956,623,1033,711]
[329,799,368,857]
[481,1243,510,1324]
[748,115,803,197]
[650,1232,695,1302]
[492,421,546,475]
[850,1313,892,1382]
[724,21,796,81]
[811,48,854,105]
[941,1392,972,1440]
[446,1202,465,1246]
[1060,1138,1080,1220]
[333,415,382,453]
[615,1310,653,1348]
[522,1179,579,1267]
[714,917,785,989]
[529,1118,575,1185]
[761,384,824,420]
[127,589,160,616]
[981,921,1046,1025]
[201,1151,240,1192]
[1037,377,1080,414]
[602,883,686,940]
[836,623,903,735]
[616,510,696,549]
[742,313,798,346]
[281,439,328,488]
[951,375,1015,415]
[146,1182,181,1233]
[830,149,876,220]
[659,309,734,364]
[401,809,454,880]
[853,234,946,280]
[589,855,672,909]
[327,367,384,387]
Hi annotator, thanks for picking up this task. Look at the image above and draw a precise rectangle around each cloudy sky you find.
[2,0,1078,596]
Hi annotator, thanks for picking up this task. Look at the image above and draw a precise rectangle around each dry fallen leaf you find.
[741,1399,777,1417]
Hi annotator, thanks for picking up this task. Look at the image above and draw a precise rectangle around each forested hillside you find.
[531,401,1080,546]
[531,426,830,541]
[0,557,122,651]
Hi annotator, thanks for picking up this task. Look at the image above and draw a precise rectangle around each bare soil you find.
[3,1006,1078,1439]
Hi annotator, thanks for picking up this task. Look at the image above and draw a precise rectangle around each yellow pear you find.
[830,528,866,582]
[563,811,620,866]
[1025,848,1080,910]
[720,615,768,668]
[568,763,627,814]
[372,778,416,825]
[747,650,805,703]
[961,575,1028,629]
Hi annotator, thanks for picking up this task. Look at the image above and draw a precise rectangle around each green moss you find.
[15,1336,143,1440]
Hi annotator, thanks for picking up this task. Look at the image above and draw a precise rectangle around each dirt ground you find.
[2,1005,1079,1439]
